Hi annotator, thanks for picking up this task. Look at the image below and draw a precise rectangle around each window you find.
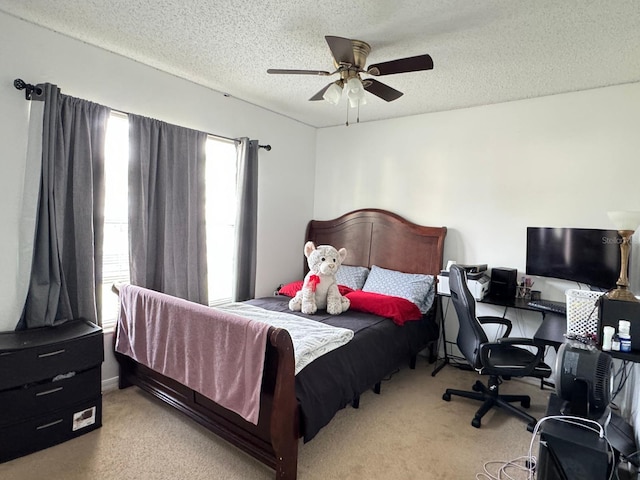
[101,112,129,328]
[100,112,237,328]
[205,138,237,305]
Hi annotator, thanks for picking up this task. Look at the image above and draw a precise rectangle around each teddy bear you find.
[288,241,350,315]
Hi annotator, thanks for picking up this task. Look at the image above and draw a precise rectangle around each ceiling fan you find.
[267,35,434,106]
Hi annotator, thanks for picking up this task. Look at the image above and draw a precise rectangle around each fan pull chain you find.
[345,99,350,127]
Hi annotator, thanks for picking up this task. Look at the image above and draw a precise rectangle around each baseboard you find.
[102,376,119,393]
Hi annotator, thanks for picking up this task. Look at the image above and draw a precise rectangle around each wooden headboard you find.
[305,209,447,276]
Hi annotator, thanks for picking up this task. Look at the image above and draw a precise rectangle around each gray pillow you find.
[335,265,370,290]
[362,265,435,313]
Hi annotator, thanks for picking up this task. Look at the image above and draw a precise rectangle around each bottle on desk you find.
[611,332,621,352]
[618,320,632,353]
[602,326,615,351]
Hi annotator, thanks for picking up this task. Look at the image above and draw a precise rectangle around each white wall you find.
[0,11,316,379]
[316,83,640,289]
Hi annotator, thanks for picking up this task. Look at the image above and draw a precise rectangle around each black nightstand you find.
[0,319,104,463]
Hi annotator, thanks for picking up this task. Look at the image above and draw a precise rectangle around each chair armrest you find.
[478,316,512,338]
[496,336,537,346]
[496,337,545,360]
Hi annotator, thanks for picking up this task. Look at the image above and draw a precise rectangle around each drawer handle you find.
[36,386,64,397]
[38,349,66,358]
[36,419,63,430]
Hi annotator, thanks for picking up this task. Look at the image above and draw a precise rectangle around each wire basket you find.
[565,289,604,336]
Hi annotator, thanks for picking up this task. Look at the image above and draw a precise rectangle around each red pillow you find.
[278,280,304,297]
[338,285,354,295]
[278,281,353,297]
[345,290,422,326]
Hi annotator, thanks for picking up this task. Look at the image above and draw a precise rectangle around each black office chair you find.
[442,265,552,430]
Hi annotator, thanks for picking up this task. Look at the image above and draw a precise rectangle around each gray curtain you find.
[128,115,208,304]
[20,84,110,329]
[232,138,259,302]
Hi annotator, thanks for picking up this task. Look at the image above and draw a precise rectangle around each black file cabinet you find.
[0,319,103,463]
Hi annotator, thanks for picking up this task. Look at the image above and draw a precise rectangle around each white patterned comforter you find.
[215,303,354,375]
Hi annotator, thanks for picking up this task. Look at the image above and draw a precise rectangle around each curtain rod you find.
[13,78,272,151]
[208,132,272,151]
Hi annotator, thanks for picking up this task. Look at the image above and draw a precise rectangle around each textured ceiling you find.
[2,0,640,128]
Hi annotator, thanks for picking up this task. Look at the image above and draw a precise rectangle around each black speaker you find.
[598,297,640,352]
[490,267,517,299]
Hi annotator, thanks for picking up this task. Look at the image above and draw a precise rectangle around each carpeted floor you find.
[0,360,550,479]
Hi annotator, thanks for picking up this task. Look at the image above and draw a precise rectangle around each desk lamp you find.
[606,211,640,302]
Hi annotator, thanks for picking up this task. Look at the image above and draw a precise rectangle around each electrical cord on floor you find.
[475,456,534,479]
[381,368,400,382]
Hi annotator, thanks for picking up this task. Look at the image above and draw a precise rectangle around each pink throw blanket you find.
[115,284,270,425]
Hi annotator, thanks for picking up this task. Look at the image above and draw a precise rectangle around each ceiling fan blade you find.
[309,83,334,101]
[363,79,403,102]
[325,36,356,65]
[367,54,434,76]
[267,68,331,76]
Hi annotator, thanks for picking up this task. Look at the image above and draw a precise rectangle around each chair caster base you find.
[472,417,481,428]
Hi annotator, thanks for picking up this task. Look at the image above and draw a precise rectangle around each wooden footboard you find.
[114,325,300,480]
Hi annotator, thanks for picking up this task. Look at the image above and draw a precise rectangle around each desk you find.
[481,295,567,349]
[432,294,566,377]
[533,312,566,350]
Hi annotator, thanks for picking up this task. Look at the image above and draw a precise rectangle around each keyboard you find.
[527,299,567,315]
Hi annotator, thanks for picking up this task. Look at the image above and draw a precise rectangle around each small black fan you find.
[555,343,613,421]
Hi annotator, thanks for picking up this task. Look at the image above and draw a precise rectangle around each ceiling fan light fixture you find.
[348,92,367,108]
[346,77,366,108]
[322,82,343,105]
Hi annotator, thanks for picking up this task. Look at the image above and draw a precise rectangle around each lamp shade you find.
[607,211,640,231]
[322,83,343,105]
[346,77,366,108]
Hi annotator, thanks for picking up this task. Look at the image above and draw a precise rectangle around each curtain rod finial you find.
[14,78,42,100]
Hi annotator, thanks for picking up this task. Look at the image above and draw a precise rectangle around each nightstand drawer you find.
[0,396,102,463]
[0,322,103,391]
[0,367,101,426]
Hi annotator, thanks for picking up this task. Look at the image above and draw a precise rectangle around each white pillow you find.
[362,265,435,313]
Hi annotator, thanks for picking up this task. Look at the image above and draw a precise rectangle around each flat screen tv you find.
[526,227,621,290]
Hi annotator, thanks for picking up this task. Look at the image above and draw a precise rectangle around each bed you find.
[113,208,447,480]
